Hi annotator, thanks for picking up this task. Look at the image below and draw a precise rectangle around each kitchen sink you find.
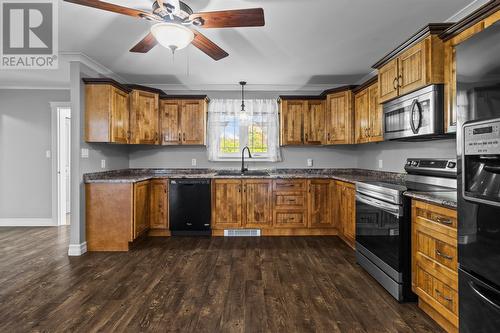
[215,170,270,177]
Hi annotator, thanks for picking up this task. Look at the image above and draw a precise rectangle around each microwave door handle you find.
[410,99,422,134]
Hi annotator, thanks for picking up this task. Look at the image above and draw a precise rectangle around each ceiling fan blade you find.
[191,30,229,61]
[190,8,265,28]
[63,0,159,21]
[130,32,158,53]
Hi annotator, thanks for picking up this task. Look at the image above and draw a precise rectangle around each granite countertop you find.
[403,191,457,209]
[83,168,403,185]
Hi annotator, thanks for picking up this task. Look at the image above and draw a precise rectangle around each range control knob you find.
[411,161,419,167]
[447,161,457,169]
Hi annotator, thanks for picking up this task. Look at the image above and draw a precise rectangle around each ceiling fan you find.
[64,0,265,61]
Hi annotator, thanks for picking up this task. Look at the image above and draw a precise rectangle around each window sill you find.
[210,157,275,162]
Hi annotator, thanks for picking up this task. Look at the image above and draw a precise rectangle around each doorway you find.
[56,106,71,226]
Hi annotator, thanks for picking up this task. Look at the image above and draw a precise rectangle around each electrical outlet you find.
[191,158,197,166]
[81,148,89,158]
[101,159,106,169]
[307,158,313,167]
[378,159,383,169]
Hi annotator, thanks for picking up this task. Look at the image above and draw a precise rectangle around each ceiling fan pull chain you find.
[186,46,190,77]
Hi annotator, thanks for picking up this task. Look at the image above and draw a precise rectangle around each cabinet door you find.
[110,87,130,144]
[180,100,206,145]
[368,83,383,142]
[398,40,427,96]
[326,91,353,145]
[378,58,399,103]
[133,180,150,239]
[304,100,325,145]
[160,100,181,145]
[244,179,272,228]
[331,181,342,230]
[213,180,243,229]
[130,90,159,144]
[307,180,333,228]
[342,185,356,242]
[354,89,370,144]
[280,100,305,145]
[150,179,168,230]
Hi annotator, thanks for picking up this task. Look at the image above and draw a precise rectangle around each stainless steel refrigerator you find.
[456,21,500,332]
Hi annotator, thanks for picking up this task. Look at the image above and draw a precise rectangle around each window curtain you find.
[207,99,281,162]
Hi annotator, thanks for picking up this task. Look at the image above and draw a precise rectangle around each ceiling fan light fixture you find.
[150,23,194,52]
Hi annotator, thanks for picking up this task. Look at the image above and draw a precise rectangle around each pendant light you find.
[239,81,249,124]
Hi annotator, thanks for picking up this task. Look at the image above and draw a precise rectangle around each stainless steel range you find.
[355,158,457,302]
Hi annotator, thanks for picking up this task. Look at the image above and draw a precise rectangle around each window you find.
[208,99,281,162]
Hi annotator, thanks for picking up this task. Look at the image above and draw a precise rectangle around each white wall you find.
[0,89,70,220]
[355,139,457,172]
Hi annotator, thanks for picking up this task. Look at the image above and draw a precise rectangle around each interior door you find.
[355,89,370,143]
[131,90,159,144]
[213,180,243,228]
[111,87,129,143]
[308,180,333,228]
[378,58,399,103]
[398,40,427,96]
[304,100,325,145]
[180,100,205,145]
[280,100,305,145]
[244,180,272,228]
[368,83,383,142]
[160,99,181,145]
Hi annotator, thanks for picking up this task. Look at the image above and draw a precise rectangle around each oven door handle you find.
[410,99,422,134]
[356,193,402,217]
[469,281,500,312]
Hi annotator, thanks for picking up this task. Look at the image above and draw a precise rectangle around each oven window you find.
[356,200,401,271]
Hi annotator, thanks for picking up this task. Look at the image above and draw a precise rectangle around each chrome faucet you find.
[241,146,252,173]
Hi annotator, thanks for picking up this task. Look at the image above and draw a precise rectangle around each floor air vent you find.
[224,229,261,237]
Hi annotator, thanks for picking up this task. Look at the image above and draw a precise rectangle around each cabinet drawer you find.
[414,264,458,316]
[415,226,457,272]
[414,201,457,229]
[273,180,306,192]
[275,194,306,208]
[274,211,307,228]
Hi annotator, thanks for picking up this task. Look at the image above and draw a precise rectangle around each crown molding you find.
[143,83,341,93]
[59,52,128,83]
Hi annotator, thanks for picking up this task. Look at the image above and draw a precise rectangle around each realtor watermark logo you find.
[0,0,58,69]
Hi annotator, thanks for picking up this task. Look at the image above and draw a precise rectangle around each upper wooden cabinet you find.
[325,90,354,145]
[160,98,208,146]
[130,89,160,145]
[279,98,325,146]
[84,80,131,143]
[373,25,451,104]
[354,79,383,144]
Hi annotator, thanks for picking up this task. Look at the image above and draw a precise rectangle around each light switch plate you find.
[81,148,89,158]
[378,159,383,169]
[307,158,313,167]
[191,158,197,166]
[45,150,51,159]
[101,159,106,169]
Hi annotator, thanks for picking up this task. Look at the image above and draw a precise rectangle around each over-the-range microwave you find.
[383,84,448,141]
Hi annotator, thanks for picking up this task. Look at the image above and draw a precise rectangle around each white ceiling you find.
[0,0,479,91]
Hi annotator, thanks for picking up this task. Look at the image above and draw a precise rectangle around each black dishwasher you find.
[169,179,211,236]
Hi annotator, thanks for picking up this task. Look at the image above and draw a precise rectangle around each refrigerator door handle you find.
[469,281,500,312]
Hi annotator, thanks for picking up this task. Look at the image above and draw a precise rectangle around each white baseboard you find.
[0,218,57,227]
[68,242,87,256]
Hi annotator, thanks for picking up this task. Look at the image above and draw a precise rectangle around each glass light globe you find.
[150,23,194,53]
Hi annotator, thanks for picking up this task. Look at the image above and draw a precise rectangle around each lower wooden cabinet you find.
[412,200,458,333]
[273,180,308,228]
[149,179,169,236]
[334,180,356,248]
[86,181,152,251]
[212,179,272,229]
[307,179,333,228]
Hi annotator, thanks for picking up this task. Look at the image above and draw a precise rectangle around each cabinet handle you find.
[435,217,453,225]
[308,184,312,193]
[327,133,331,141]
[244,185,247,193]
[393,78,398,90]
[305,133,308,142]
[183,133,186,142]
[436,250,453,260]
[238,185,241,193]
[398,75,403,87]
[435,289,453,302]
[178,133,181,142]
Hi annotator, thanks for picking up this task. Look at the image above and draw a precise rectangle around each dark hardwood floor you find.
[0,227,443,332]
